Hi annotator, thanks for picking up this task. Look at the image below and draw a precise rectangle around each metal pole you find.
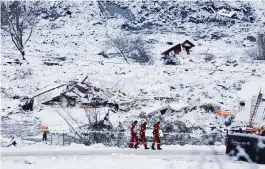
[51,134,52,145]
[63,133,65,146]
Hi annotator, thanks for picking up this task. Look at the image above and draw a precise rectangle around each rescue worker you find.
[152,120,162,150]
[43,130,47,144]
[140,120,149,149]
[10,136,17,147]
[130,120,140,149]
[260,126,265,136]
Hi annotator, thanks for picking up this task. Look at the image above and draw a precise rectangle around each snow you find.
[169,101,190,111]
[33,107,69,132]
[108,113,121,128]
[1,144,263,169]
[32,105,122,132]
[182,110,199,123]
[141,105,166,114]
[2,155,261,169]
[239,79,265,100]
[1,135,24,147]
[1,142,263,168]
[235,79,265,123]
[1,142,225,152]
[34,106,97,132]
[33,84,67,104]
[0,98,20,116]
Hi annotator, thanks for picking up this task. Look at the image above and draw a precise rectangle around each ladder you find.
[261,107,265,122]
[249,91,263,124]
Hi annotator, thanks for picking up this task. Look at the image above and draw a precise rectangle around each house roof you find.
[182,40,195,47]
[147,102,190,116]
[161,44,181,55]
[161,40,195,55]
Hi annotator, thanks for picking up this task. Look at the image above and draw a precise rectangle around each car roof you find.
[229,133,265,140]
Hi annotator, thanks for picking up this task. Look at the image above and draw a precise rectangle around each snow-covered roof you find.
[217,9,236,18]
[35,88,66,104]
[169,102,190,111]
[64,92,79,97]
[31,84,67,98]
[144,101,190,116]
[142,105,168,114]
[182,43,192,47]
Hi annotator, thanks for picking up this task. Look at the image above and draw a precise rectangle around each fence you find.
[46,133,82,146]
[47,131,225,147]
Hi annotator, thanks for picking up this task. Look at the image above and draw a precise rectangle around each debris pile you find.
[20,76,132,112]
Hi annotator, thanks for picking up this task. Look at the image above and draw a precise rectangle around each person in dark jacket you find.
[43,130,47,144]
[10,136,17,147]
[261,126,265,136]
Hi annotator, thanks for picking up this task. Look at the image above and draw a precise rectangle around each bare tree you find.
[83,107,101,128]
[2,1,40,61]
[107,35,130,64]
[130,36,152,64]
[54,107,86,143]
[52,104,110,145]
[106,34,152,64]
[1,2,9,26]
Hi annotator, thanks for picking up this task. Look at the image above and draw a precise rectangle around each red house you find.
[162,40,195,58]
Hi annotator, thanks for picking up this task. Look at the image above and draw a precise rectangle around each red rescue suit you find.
[140,122,148,149]
[152,122,161,149]
[129,122,139,148]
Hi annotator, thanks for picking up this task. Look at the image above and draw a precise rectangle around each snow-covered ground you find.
[1,143,225,156]
[1,144,263,169]
[2,155,262,169]
[2,155,260,169]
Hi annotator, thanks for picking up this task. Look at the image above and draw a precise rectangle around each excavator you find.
[225,91,265,164]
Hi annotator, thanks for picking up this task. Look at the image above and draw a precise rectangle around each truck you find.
[226,131,265,164]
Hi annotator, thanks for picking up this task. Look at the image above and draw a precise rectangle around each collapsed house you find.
[20,76,120,111]
[146,102,190,118]
[161,40,195,59]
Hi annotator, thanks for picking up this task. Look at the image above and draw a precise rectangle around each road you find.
[1,149,225,157]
